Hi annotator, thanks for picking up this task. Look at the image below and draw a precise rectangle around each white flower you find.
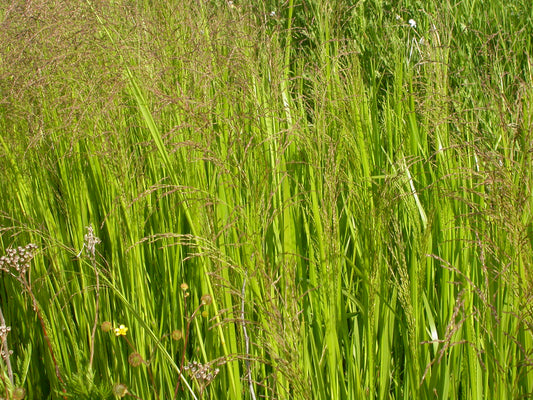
[408,19,417,28]
[269,11,276,17]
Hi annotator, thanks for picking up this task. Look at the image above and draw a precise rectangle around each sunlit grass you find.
[0,0,532,398]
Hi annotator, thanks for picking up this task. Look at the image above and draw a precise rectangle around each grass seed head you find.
[12,387,26,400]
[171,329,183,341]
[112,383,128,397]
[200,294,212,306]
[128,352,144,367]
[101,321,113,332]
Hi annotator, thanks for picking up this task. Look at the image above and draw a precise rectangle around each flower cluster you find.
[0,324,11,358]
[0,349,13,360]
[183,361,220,386]
[0,244,38,277]
[0,324,11,340]
[83,224,101,258]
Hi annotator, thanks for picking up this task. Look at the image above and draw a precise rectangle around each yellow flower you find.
[114,324,128,336]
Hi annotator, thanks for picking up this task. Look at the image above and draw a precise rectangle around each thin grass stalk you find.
[240,275,256,400]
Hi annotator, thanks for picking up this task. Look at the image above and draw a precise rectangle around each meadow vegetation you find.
[0,0,532,398]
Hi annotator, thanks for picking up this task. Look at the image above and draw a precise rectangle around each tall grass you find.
[0,0,532,398]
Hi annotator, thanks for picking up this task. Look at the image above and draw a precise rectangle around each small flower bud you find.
[128,352,144,367]
[101,321,113,332]
[171,329,183,341]
[13,387,26,400]
[200,294,212,306]
[112,383,128,397]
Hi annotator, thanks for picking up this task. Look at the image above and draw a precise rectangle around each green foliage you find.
[60,368,112,400]
[0,0,532,398]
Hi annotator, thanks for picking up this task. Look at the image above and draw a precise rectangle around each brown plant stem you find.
[121,335,160,400]
[89,259,99,369]
[0,305,13,385]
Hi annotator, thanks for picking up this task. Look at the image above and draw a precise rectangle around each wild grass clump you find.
[1,0,532,398]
